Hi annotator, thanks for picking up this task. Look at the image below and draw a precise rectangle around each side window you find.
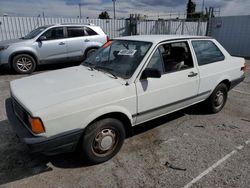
[163,42,194,73]
[192,40,225,66]
[67,27,85,38]
[42,27,64,40]
[147,48,164,74]
[85,27,98,36]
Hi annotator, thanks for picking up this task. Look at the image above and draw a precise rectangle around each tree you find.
[98,11,110,19]
[186,0,196,19]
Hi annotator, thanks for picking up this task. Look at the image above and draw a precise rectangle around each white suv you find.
[0,24,108,74]
[6,35,246,164]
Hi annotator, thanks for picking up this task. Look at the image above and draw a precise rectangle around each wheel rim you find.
[92,128,117,157]
[214,90,224,108]
[16,57,33,72]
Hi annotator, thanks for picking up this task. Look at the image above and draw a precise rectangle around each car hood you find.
[10,66,125,113]
[0,38,28,46]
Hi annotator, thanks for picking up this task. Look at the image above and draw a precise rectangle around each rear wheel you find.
[79,118,125,164]
[206,83,228,113]
[12,54,36,74]
[86,48,97,58]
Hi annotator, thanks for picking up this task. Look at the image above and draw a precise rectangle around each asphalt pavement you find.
[0,60,249,188]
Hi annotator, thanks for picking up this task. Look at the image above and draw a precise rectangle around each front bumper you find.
[0,50,9,66]
[5,98,83,155]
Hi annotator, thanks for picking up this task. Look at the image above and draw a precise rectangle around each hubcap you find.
[100,136,113,150]
[214,90,224,107]
[92,128,117,156]
[16,57,32,72]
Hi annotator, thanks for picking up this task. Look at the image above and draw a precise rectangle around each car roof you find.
[114,35,211,43]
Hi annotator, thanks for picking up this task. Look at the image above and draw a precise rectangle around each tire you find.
[86,48,97,58]
[79,118,125,164]
[12,54,36,74]
[206,83,228,113]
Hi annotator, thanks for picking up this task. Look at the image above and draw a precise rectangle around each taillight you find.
[102,40,112,48]
[241,63,248,72]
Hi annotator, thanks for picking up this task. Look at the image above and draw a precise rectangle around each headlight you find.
[0,45,9,51]
[28,116,45,134]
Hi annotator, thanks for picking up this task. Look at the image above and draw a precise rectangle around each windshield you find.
[22,26,48,39]
[82,40,152,79]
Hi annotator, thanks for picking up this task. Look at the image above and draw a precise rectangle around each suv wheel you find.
[206,83,228,113]
[79,118,125,164]
[86,48,97,58]
[12,54,36,74]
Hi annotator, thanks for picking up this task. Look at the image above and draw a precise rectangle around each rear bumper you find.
[230,75,245,90]
[5,98,83,155]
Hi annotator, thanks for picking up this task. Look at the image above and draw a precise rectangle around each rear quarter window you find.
[85,27,98,36]
[192,40,225,66]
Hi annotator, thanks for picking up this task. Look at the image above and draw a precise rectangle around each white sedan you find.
[6,35,246,164]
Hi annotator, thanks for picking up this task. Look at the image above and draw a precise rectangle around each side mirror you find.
[141,68,161,79]
[38,36,47,41]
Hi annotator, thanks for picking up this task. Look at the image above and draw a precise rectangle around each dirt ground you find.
[0,61,249,188]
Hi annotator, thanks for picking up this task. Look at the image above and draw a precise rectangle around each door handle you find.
[59,42,65,45]
[84,39,90,42]
[188,72,198,77]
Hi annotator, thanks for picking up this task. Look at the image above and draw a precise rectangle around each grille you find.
[12,98,31,129]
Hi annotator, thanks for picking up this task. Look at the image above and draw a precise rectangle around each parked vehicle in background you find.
[0,24,108,74]
[6,35,246,164]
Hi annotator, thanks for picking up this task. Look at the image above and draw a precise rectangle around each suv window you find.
[192,40,225,66]
[42,27,64,40]
[147,41,194,74]
[85,27,98,36]
[67,27,85,38]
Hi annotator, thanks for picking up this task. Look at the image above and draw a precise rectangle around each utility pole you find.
[79,3,82,19]
[112,0,116,19]
[42,11,45,23]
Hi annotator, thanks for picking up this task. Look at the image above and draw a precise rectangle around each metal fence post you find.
[167,20,171,34]
[196,18,201,35]
[181,20,185,35]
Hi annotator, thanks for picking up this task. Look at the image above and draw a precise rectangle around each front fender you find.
[82,105,134,129]
[8,47,38,64]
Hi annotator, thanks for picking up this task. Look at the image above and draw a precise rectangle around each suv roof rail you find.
[59,23,95,26]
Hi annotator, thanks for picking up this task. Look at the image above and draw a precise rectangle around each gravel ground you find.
[0,60,249,188]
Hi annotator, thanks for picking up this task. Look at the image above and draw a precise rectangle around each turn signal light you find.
[29,117,45,134]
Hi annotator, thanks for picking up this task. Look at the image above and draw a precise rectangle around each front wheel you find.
[206,83,228,113]
[79,118,125,164]
[12,54,36,74]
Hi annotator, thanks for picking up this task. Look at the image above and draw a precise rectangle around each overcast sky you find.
[0,0,249,18]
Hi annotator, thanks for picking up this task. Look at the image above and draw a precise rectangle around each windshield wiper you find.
[94,66,118,79]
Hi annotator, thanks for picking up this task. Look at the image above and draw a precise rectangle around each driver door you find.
[36,27,68,64]
[135,41,199,124]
